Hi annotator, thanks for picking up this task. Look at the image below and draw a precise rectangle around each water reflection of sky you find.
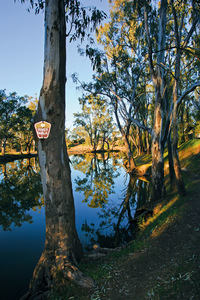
[0,207,46,299]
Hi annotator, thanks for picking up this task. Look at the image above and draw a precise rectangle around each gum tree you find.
[74,95,114,152]
[81,0,200,200]
[17,0,106,298]
[0,90,28,154]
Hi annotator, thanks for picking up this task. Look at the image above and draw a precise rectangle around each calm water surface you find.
[0,153,150,299]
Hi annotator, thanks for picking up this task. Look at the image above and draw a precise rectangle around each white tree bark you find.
[23,1,94,298]
[144,0,167,202]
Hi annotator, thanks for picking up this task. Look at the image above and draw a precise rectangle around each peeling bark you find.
[167,134,176,191]
[124,137,137,173]
[171,0,187,196]
[23,0,94,297]
[172,104,186,196]
[145,0,167,202]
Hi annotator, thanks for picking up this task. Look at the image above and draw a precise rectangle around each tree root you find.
[20,290,50,300]
[64,264,94,288]
[20,250,94,299]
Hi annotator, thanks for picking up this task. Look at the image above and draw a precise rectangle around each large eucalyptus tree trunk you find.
[23,1,94,298]
[151,83,165,201]
[145,0,167,202]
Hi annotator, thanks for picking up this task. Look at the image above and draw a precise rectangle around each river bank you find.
[0,145,126,163]
[0,152,38,163]
[49,139,200,299]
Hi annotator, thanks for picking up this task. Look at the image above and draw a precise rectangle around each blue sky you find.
[0,0,110,128]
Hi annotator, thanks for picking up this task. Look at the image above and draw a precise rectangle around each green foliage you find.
[65,0,107,42]
[0,90,36,154]
[0,90,19,147]
[74,94,115,151]
[21,0,107,42]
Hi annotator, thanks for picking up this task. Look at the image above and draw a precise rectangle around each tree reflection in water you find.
[0,158,43,231]
[71,153,151,249]
[73,152,120,208]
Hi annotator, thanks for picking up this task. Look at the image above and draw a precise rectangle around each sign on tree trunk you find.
[34,121,51,139]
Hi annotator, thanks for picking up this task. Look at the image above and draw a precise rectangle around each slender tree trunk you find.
[116,175,137,229]
[167,133,176,191]
[113,105,137,172]
[130,133,138,156]
[172,103,186,195]
[100,134,105,151]
[171,1,186,196]
[124,136,137,172]
[186,104,190,141]
[24,1,94,298]
[144,119,150,155]
[2,140,6,155]
[136,126,143,156]
[106,140,109,150]
[171,69,186,196]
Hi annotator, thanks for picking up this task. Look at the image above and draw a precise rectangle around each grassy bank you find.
[49,139,200,299]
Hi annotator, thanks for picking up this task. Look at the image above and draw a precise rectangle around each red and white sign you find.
[34,121,51,139]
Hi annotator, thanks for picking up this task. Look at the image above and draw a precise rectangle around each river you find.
[0,152,150,299]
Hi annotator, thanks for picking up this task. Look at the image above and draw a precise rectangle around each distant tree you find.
[0,90,28,154]
[78,0,200,199]
[74,95,114,152]
[14,106,35,153]
[74,0,152,172]
[0,90,36,154]
[70,126,87,144]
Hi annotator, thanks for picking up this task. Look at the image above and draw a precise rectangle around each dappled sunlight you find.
[153,197,179,216]
[150,215,178,239]
[137,163,152,176]
[178,140,200,171]
[138,196,181,240]
[164,140,200,176]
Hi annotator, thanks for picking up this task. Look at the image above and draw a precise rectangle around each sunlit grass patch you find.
[150,214,178,239]
[135,153,152,166]
[179,139,200,172]
[138,196,180,231]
